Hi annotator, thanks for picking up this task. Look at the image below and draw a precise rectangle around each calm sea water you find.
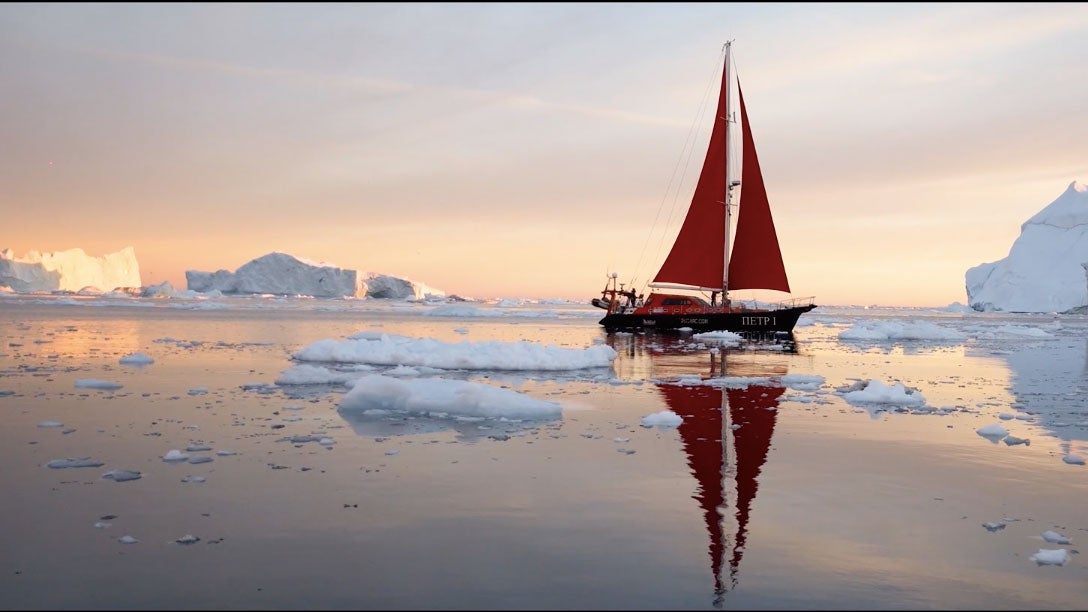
[1,295,1086,610]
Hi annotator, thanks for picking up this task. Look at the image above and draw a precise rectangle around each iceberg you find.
[0,247,141,293]
[186,252,444,300]
[187,252,363,297]
[362,273,445,301]
[966,181,1088,313]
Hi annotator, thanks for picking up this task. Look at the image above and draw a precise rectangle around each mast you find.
[722,41,737,304]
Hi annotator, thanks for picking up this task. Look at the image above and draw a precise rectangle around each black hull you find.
[599,305,815,337]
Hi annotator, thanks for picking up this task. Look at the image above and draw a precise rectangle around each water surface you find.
[1,296,1085,609]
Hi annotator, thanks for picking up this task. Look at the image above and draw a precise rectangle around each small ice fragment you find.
[1042,530,1072,545]
[46,458,104,469]
[641,410,682,428]
[102,469,142,482]
[976,424,1008,440]
[983,521,1006,532]
[1031,548,1070,566]
[162,450,189,462]
[118,535,139,544]
[175,534,200,545]
[119,353,154,366]
[74,379,123,390]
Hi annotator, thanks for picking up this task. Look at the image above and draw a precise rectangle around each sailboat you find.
[595,42,815,336]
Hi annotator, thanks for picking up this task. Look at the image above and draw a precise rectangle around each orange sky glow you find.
[3,3,1086,307]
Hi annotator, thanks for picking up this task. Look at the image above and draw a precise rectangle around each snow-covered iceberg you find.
[0,247,141,293]
[187,252,363,298]
[966,181,1088,313]
[186,252,444,300]
[361,273,444,301]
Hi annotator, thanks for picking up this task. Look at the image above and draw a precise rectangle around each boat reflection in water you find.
[608,334,786,607]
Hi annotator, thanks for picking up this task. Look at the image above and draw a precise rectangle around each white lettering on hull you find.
[741,316,776,327]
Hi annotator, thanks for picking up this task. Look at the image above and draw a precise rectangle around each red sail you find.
[728,86,790,292]
[651,60,728,289]
[652,60,791,293]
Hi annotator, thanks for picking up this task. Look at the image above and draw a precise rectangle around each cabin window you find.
[662,298,691,306]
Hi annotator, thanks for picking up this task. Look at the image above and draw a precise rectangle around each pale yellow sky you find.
[2,3,1086,306]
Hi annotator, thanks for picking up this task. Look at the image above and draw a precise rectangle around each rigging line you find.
[629,48,727,295]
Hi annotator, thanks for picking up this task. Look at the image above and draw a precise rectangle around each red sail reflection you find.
[658,380,784,605]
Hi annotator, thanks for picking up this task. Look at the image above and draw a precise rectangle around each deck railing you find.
[777,295,816,309]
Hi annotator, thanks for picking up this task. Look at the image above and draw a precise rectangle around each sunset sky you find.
[3,2,1086,306]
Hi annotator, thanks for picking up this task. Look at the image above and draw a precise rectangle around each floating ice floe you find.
[641,410,682,428]
[780,373,826,391]
[976,424,1010,441]
[46,457,105,469]
[839,320,967,342]
[339,374,561,421]
[1031,548,1070,566]
[691,330,744,345]
[162,450,189,462]
[1042,530,1072,544]
[968,324,1057,340]
[119,352,154,366]
[1062,454,1085,465]
[275,363,366,386]
[102,469,142,482]
[37,421,64,428]
[118,535,139,544]
[74,379,123,390]
[292,330,616,371]
[839,380,926,407]
[982,521,1006,532]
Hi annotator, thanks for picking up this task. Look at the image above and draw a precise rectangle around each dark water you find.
[1,296,1086,609]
